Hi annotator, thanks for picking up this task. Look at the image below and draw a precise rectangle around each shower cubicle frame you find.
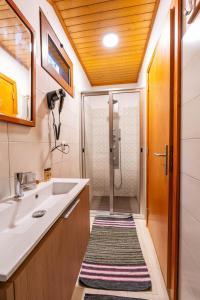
[80,89,142,215]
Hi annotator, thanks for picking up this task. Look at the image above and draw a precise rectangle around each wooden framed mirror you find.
[40,10,73,97]
[0,0,36,126]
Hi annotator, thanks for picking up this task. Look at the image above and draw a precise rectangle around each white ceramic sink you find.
[0,179,79,232]
[52,182,77,195]
[0,178,89,281]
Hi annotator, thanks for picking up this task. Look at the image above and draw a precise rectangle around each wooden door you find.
[147,10,174,287]
[0,73,17,117]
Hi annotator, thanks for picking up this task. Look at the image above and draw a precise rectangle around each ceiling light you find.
[102,33,119,48]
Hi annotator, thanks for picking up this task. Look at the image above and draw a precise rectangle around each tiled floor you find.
[71,215,169,300]
[90,196,140,213]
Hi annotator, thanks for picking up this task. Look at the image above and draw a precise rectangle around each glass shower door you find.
[82,91,140,215]
[111,92,140,214]
[83,94,111,212]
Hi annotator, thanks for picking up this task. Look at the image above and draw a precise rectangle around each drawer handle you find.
[62,199,80,219]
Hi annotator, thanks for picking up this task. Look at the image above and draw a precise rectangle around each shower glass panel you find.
[83,94,110,211]
[82,91,140,214]
[112,92,140,213]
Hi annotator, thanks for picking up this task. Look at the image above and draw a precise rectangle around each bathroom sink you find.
[52,182,78,195]
[0,179,83,233]
[0,177,90,282]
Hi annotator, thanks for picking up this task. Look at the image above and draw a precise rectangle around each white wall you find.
[179,13,200,300]
[0,0,91,201]
[91,83,140,91]
[0,47,31,120]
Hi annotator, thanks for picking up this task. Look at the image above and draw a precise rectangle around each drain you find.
[32,210,47,218]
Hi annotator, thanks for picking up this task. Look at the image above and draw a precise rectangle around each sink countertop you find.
[0,178,89,282]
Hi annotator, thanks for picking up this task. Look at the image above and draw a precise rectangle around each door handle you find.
[154,153,167,157]
[153,145,168,176]
[62,199,80,219]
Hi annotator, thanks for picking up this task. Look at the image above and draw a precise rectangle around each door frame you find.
[146,1,181,299]
[80,89,142,215]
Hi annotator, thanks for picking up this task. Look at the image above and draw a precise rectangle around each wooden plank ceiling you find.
[0,0,31,69]
[50,0,159,86]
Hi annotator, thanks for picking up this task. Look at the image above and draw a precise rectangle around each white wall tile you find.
[179,237,200,300]
[182,14,200,69]
[0,142,11,199]
[180,207,200,266]
[35,89,49,119]
[9,142,51,177]
[181,174,200,223]
[8,116,50,143]
[52,162,62,178]
[0,177,10,201]
[182,52,200,104]
[0,142,9,177]
[180,13,200,299]
[182,95,200,139]
[0,123,8,142]
[181,139,200,180]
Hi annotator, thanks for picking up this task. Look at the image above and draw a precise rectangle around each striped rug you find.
[84,294,145,300]
[79,216,151,291]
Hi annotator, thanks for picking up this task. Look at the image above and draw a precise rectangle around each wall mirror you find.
[0,0,36,126]
[40,10,73,97]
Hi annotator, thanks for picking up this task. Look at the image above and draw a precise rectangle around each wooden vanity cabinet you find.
[0,186,90,300]
[0,283,14,300]
[58,185,90,300]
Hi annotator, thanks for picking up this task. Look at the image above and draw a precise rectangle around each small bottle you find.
[44,168,52,181]
[48,168,52,180]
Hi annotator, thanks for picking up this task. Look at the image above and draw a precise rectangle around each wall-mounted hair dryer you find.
[47,88,66,112]
[47,88,66,141]
[46,89,69,155]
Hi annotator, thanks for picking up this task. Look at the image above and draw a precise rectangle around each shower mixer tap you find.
[112,128,121,169]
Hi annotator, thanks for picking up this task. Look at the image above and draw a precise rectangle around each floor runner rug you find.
[84,294,145,300]
[79,216,151,291]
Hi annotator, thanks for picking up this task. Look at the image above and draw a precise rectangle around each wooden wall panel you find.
[49,0,160,85]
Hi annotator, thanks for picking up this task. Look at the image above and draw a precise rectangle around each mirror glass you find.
[0,0,33,122]
[48,36,71,85]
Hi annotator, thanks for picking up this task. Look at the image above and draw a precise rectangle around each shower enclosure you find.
[81,90,141,214]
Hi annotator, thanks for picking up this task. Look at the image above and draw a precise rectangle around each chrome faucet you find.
[14,172,36,198]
